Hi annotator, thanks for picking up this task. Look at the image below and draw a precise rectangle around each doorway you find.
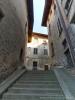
[64,49,73,67]
[33,61,37,70]
[44,65,48,71]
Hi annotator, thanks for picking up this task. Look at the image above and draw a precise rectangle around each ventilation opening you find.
[20,48,23,62]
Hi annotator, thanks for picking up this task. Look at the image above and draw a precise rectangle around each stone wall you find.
[0,0,28,81]
[48,2,68,67]
[48,0,75,67]
[68,24,75,50]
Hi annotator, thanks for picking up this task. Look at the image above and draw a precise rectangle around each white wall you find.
[26,36,50,70]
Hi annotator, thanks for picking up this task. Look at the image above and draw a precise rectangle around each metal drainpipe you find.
[55,0,75,67]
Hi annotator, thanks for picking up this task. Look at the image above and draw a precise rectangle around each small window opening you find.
[0,9,4,21]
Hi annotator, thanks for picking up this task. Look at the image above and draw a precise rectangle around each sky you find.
[33,0,47,34]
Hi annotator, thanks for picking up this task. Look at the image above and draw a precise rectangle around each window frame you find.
[34,48,38,55]
[57,18,63,37]
[44,49,48,55]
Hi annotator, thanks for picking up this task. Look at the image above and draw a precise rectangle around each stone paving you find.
[54,68,75,99]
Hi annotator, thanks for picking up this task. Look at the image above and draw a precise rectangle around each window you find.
[34,48,38,54]
[44,65,48,71]
[34,37,38,40]
[65,0,73,16]
[61,0,63,4]
[34,37,38,43]
[62,39,67,49]
[51,42,55,57]
[49,24,51,36]
[44,49,48,55]
[0,9,4,21]
[71,13,75,24]
[43,40,46,43]
[57,18,63,37]
[65,0,71,9]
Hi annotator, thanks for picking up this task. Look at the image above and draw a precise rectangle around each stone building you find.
[0,0,34,81]
[42,0,75,67]
[25,33,50,70]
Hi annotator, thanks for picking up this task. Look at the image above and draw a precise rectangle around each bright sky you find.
[33,0,47,34]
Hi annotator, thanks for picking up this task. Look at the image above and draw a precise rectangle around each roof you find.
[32,32,48,39]
[42,0,52,27]
[27,0,34,42]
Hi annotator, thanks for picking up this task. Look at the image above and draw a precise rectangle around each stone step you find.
[25,71,53,73]
[21,74,55,77]
[3,93,64,97]
[19,77,56,80]
[22,74,55,77]
[18,78,57,81]
[16,81,59,84]
[12,84,60,88]
[9,87,61,91]
[19,75,57,80]
[9,87,61,90]
[20,73,56,76]
[19,77,57,80]
[2,93,65,100]
[22,75,55,77]
[8,88,63,94]
[14,82,59,85]
[1,70,66,100]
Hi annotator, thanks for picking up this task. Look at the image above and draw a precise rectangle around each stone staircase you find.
[1,70,66,100]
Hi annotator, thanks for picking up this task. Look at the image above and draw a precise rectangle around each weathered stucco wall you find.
[26,36,50,70]
[47,2,68,67]
[0,0,28,81]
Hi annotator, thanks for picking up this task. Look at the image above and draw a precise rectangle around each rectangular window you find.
[71,13,75,24]
[44,49,48,55]
[65,0,73,16]
[51,42,55,57]
[57,18,63,37]
[65,0,70,9]
[61,0,63,4]
[62,39,67,49]
[34,37,38,40]
[34,37,38,43]
[49,24,51,36]
[34,48,38,54]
